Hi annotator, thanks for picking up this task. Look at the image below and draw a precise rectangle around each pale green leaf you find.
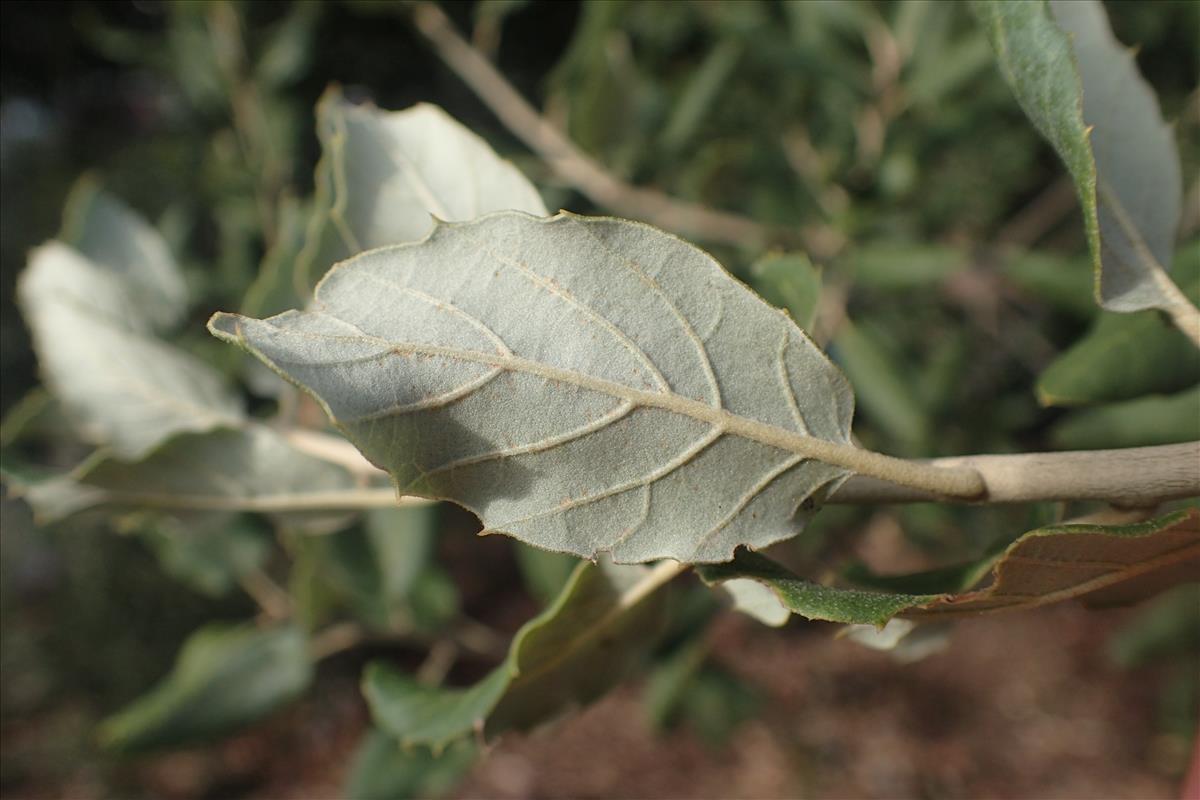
[12,425,357,525]
[973,0,1189,315]
[1047,0,1183,313]
[297,88,548,290]
[18,242,243,459]
[99,623,312,753]
[700,508,1200,623]
[59,177,187,331]
[211,212,856,563]
[363,560,669,750]
[142,516,272,597]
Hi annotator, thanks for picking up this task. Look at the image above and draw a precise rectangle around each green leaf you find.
[1049,386,1200,450]
[973,0,1189,315]
[846,243,966,290]
[12,425,358,525]
[700,508,1200,624]
[749,252,822,331]
[1037,249,1200,406]
[344,732,476,800]
[363,560,670,750]
[1107,585,1200,668]
[297,88,548,291]
[18,242,243,460]
[832,321,929,452]
[99,623,312,753]
[514,543,580,607]
[59,177,188,332]
[211,212,856,563]
[142,516,273,598]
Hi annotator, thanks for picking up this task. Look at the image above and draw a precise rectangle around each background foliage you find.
[1,1,1197,797]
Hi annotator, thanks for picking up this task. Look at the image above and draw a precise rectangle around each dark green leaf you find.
[344,731,476,800]
[1049,386,1200,450]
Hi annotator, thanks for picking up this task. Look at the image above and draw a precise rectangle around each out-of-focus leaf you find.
[1107,585,1200,668]
[514,543,579,607]
[12,425,358,525]
[363,560,670,750]
[846,243,966,290]
[660,38,743,155]
[832,321,928,452]
[1037,249,1200,406]
[241,193,312,318]
[1049,386,1200,450]
[59,178,187,331]
[301,505,447,631]
[1003,252,1096,320]
[700,508,1200,623]
[973,0,1190,316]
[644,636,759,745]
[841,619,952,663]
[254,1,321,89]
[344,731,476,800]
[142,516,272,598]
[297,88,548,290]
[211,212,856,563]
[750,252,822,331]
[721,578,791,627]
[18,242,244,459]
[99,623,312,753]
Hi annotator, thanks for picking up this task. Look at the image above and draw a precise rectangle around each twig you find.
[309,621,366,660]
[240,566,292,620]
[830,442,1200,507]
[409,2,817,254]
[994,176,1079,248]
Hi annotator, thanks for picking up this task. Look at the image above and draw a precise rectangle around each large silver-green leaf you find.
[297,88,548,291]
[99,623,312,753]
[19,242,243,459]
[972,1,1192,321]
[363,559,669,750]
[211,212,856,563]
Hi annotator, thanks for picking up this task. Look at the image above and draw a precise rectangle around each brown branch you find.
[409,2,826,254]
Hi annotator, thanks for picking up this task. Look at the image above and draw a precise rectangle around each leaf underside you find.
[211,212,856,564]
[700,508,1200,625]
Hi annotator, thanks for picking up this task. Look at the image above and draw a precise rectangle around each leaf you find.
[99,623,312,753]
[18,242,243,460]
[846,243,966,290]
[344,732,476,800]
[1049,386,1200,450]
[514,542,580,607]
[699,508,1200,624]
[749,252,822,331]
[1037,248,1200,406]
[297,88,548,291]
[972,0,1190,316]
[211,212,857,563]
[12,425,358,525]
[1107,585,1200,668]
[59,177,188,331]
[142,516,273,598]
[363,559,670,750]
[832,321,929,452]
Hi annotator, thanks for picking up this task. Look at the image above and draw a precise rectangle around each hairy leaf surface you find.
[212,212,856,563]
[701,508,1200,624]
[363,560,669,750]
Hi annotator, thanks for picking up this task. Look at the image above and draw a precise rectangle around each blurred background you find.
[1,1,1198,798]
